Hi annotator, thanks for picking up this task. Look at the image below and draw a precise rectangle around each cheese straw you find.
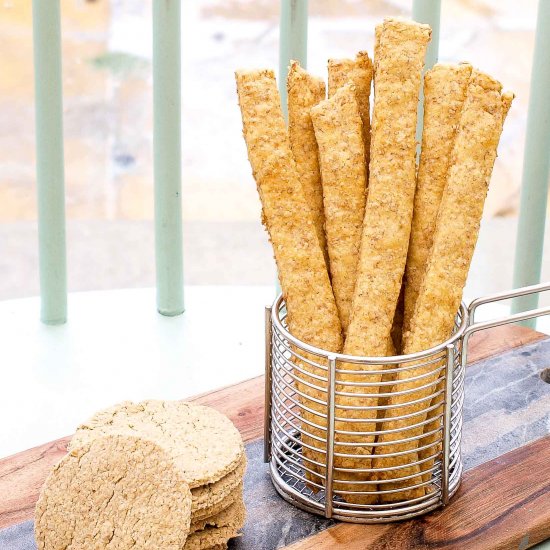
[373,23,383,71]
[311,84,367,333]
[403,63,473,335]
[373,71,512,502]
[236,69,343,482]
[376,26,401,353]
[327,52,373,170]
[336,18,430,504]
[417,88,515,483]
[287,61,328,265]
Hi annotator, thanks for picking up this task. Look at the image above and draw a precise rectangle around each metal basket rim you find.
[270,293,469,364]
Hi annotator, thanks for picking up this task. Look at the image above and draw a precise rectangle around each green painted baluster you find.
[153,0,184,316]
[412,0,441,152]
[278,0,308,121]
[412,0,441,70]
[276,0,308,294]
[512,0,550,327]
[32,0,67,325]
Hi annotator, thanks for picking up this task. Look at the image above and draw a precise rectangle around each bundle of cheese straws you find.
[236,17,513,504]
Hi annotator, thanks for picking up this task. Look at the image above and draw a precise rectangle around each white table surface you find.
[1,284,547,460]
[0,286,273,459]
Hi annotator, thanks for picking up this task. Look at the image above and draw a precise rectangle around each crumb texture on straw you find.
[345,17,431,359]
[403,62,472,336]
[328,52,373,169]
[335,18,431,504]
[236,68,343,482]
[235,68,341,356]
[374,69,511,502]
[287,61,328,265]
[311,84,367,333]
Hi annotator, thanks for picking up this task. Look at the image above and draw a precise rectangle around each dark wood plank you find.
[0,325,545,533]
[190,375,265,443]
[287,435,550,550]
[0,437,70,532]
[467,324,546,365]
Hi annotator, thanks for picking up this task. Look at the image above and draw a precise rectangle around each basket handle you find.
[462,281,550,367]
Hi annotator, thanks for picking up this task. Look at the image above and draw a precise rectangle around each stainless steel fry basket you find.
[263,283,550,523]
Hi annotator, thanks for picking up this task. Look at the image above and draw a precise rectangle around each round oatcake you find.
[189,497,245,534]
[69,400,244,489]
[35,434,192,550]
[186,498,246,550]
[191,462,245,521]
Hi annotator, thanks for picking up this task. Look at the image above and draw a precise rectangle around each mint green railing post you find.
[153,0,184,316]
[278,0,308,121]
[412,0,441,70]
[32,0,67,325]
[412,0,441,151]
[276,0,308,294]
[511,0,550,326]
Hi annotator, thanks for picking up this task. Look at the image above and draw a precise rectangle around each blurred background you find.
[0,0,548,303]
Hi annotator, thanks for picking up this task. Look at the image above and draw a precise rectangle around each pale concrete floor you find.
[3,216,550,308]
[0,219,273,300]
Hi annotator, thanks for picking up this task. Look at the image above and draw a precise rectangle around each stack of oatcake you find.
[35,401,247,550]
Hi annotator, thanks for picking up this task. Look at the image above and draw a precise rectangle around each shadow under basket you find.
[263,284,550,523]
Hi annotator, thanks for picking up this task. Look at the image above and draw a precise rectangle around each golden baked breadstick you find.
[287,61,328,265]
[377,24,402,353]
[327,58,354,97]
[311,84,372,501]
[373,24,383,71]
[373,71,511,502]
[417,87,515,483]
[331,18,430,504]
[344,18,430,358]
[311,84,367,333]
[403,63,473,335]
[327,52,373,169]
[236,69,343,482]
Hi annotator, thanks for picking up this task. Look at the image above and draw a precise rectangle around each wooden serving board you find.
[1,324,550,550]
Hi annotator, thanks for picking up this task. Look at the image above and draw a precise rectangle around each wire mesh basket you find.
[263,283,550,523]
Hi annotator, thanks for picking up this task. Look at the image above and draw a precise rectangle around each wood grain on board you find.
[0,324,546,541]
[286,434,550,550]
[466,323,544,365]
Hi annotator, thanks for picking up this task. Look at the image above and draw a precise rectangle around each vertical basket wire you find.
[264,283,550,522]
